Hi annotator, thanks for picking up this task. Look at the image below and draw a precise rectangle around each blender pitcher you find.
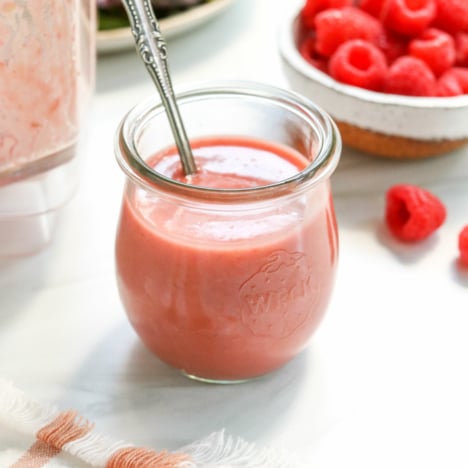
[0,0,95,256]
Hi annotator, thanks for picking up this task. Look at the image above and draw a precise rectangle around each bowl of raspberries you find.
[279,0,468,159]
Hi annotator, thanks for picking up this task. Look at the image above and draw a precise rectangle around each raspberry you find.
[314,7,384,57]
[384,56,436,96]
[436,70,463,96]
[433,0,468,34]
[359,0,385,17]
[455,33,468,67]
[408,28,456,77]
[299,37,329,73]
[301,0,353,28]
[385,184,446,242]
[297,0,468,98]
[329,39,388,90]
[442,67,468,93]
[379,30,408,63]
[381,0,436,37]
[452,67,468,93]
[458,225,468,267]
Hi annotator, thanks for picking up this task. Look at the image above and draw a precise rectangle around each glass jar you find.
[0,0,95,256]
[115,82,341,383]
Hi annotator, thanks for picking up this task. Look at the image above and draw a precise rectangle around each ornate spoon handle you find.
[121,0,197,175]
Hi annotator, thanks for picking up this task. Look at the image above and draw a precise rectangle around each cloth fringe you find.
[0,380,301,467]
[184,430,300,468]
[0,381,57,436]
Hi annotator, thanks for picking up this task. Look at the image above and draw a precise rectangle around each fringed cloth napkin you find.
[0,380,299,467]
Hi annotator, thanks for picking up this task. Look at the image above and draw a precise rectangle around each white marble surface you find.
[1,0,468,466]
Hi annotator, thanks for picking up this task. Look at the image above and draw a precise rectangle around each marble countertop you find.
[1,0,468,466]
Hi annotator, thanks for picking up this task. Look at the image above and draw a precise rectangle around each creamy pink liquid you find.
[116,137,338,380]
[0,1,85,178]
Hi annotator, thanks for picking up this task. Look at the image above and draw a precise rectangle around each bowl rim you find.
[278,5,468,110]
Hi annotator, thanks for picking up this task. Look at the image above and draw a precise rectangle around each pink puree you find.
[116,137,338,380]
[0,1,78,174]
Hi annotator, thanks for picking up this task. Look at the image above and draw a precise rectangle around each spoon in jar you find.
[121,0,197,175]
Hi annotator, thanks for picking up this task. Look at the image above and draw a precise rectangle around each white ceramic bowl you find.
[278,5,468,159]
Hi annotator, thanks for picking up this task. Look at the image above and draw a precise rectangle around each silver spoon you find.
[121,0,197,175]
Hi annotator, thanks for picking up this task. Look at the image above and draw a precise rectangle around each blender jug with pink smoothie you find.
[0,0,95,256]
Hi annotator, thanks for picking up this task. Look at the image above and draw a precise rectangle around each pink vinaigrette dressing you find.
[0,1,79,176]
[116,136,338,381]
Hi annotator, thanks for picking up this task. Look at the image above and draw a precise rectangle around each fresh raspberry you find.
[329,39,388,90]
[408,28,456,77]
[436,70,463,96]
[314,7,384,57]
[384,56,436,96]
[301,0,353,28]
[458,225,468,267]
[452,67,468,93]
[381,0,436,37]
[433,0,468,34]
[385,184,446,242]
[359,0,385,17]
[299,36,329,73]
[379,30,408,63]
[454,33,468,67]
[440,67,468,93]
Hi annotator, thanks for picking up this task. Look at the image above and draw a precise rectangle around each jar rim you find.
[115,80,341,202]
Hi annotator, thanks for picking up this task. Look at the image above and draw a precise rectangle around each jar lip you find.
[116,80,341,202]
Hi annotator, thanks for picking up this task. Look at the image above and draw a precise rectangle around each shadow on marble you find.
[332,146,468,229]
[451,259,468,288]
[96,0,252,94]
[0,253,49,322]
[375,221,440,265]
[62,321,310,451]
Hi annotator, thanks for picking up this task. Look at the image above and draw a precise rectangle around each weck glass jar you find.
[115,82,341,383]
[0,0,95,256]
